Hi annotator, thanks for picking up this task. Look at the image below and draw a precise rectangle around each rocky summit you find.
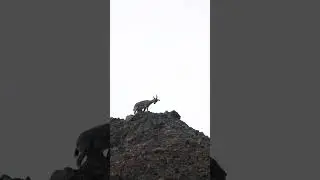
[110,111,211,180]
[2,110,226,180]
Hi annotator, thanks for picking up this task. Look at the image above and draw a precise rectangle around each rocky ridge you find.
[109,111,211,179]
[1,110,226,180]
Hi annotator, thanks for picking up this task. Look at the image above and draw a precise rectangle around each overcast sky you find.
[110,0,210,136]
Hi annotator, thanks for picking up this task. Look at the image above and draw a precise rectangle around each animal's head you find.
[153,95,160,104]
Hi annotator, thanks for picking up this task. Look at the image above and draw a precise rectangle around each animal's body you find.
[133,95,160,114]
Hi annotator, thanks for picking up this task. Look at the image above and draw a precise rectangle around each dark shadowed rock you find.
[50,122,111,180]
[210,157,227,180]
[75,123,110,157]
[125,115,134,121]
[50,167,76,180]
[0,175,11,180]
[0,175,31,180]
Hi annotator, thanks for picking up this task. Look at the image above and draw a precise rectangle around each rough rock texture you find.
[110,111,213,180]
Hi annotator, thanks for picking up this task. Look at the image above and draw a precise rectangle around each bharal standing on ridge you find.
[108,95,216,179]
[46,95,225,180]
[133,95,160,114]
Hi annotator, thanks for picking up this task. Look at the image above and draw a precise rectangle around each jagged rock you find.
[0,175,11,180]
[50,167,75,180]
[166,110,181,120]
[125,115,134,121]
[50,167,114,180]
[210,157,227,180]
[75,123,110,157]
[47,110,226,180]
[110,111,215,180]
[50,122,111,180]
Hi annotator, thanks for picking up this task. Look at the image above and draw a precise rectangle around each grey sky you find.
[110,0,210,136]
